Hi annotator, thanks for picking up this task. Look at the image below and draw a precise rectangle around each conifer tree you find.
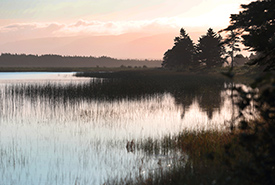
[162,28,196,69]
[197,28,225,68]
[221,0,275,70]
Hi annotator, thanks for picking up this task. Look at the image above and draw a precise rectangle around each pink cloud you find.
[0,22,65,43]
[0,18,187,43]
[0,18,210,59]
[0,19,212,59]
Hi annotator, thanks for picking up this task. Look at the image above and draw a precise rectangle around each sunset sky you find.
[0,0,252,59]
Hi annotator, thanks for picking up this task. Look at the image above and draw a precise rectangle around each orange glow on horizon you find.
[0,0,253,59]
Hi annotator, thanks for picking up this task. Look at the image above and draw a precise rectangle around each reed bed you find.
[5,78,164,103]
[106,130,252,185]
[7,71,230,120]
[1,72,243,185]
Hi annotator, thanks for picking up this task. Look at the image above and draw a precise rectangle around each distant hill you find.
[0,53,162,68]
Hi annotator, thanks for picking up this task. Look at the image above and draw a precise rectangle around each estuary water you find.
[0,72,235,185]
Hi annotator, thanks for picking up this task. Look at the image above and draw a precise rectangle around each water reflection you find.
[0,72,84,80]
[0,73,235,184]
[171,82,224,119]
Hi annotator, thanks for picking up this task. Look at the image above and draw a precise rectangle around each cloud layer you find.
[0,0,252,59]
[0,0,252,44]
[0,18,190,43]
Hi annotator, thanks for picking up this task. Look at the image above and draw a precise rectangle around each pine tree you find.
[221,0,275,70]
[197,28,225,68]
[162,28,196,69]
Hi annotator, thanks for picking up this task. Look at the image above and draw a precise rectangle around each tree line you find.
[162,28,227,69]
[162,5,274,72]
[162,28,225,68]
[0,53,162,68]
[162,27,256,70]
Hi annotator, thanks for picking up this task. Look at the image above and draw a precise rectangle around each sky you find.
[0,0,252,59]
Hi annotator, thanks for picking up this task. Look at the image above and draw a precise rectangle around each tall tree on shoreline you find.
[162,28,196,69]
[220,0,275,71]
[197,28,225,68]
[220,30,241,70]
[220,1,275,184]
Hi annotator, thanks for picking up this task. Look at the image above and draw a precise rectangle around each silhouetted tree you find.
[162,28,196,69]
[197,28,225,68]
[221,0,275,71]
[220,30,241,69]
[220,1,275,184]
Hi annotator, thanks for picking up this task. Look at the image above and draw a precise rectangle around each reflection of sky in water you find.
[0,72,73,79]
[0,72,89,83]
[0,73,234,185]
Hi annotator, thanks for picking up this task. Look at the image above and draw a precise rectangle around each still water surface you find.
[0,72,234,185]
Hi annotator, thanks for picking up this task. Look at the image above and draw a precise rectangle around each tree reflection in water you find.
[10,72,228,120]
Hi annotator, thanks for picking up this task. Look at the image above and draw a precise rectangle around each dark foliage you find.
[221,0,275,71]
[219,30,241,69]
[162,29,197,69]
[197,28,226,68]
[228,73,275,185]
[219,1,275,183]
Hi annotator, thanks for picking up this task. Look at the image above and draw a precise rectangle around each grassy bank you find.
[107,130,253,185]
[0,65,261,84]
[74,65,261,84]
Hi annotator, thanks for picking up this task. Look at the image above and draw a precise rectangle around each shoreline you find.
[0,66,261,85]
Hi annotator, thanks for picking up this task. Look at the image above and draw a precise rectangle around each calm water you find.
[0,72,235,185]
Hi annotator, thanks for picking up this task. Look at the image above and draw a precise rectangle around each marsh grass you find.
[75,66,258,83]
[75,70,231,120]
[75,70,229,100]
[106,129,254,185]
[3,72,245,184]
[6,78,163,103]
[8,71,229,117]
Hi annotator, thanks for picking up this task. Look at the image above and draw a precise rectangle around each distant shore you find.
[0,67,153,72]
[0,53,162,69]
